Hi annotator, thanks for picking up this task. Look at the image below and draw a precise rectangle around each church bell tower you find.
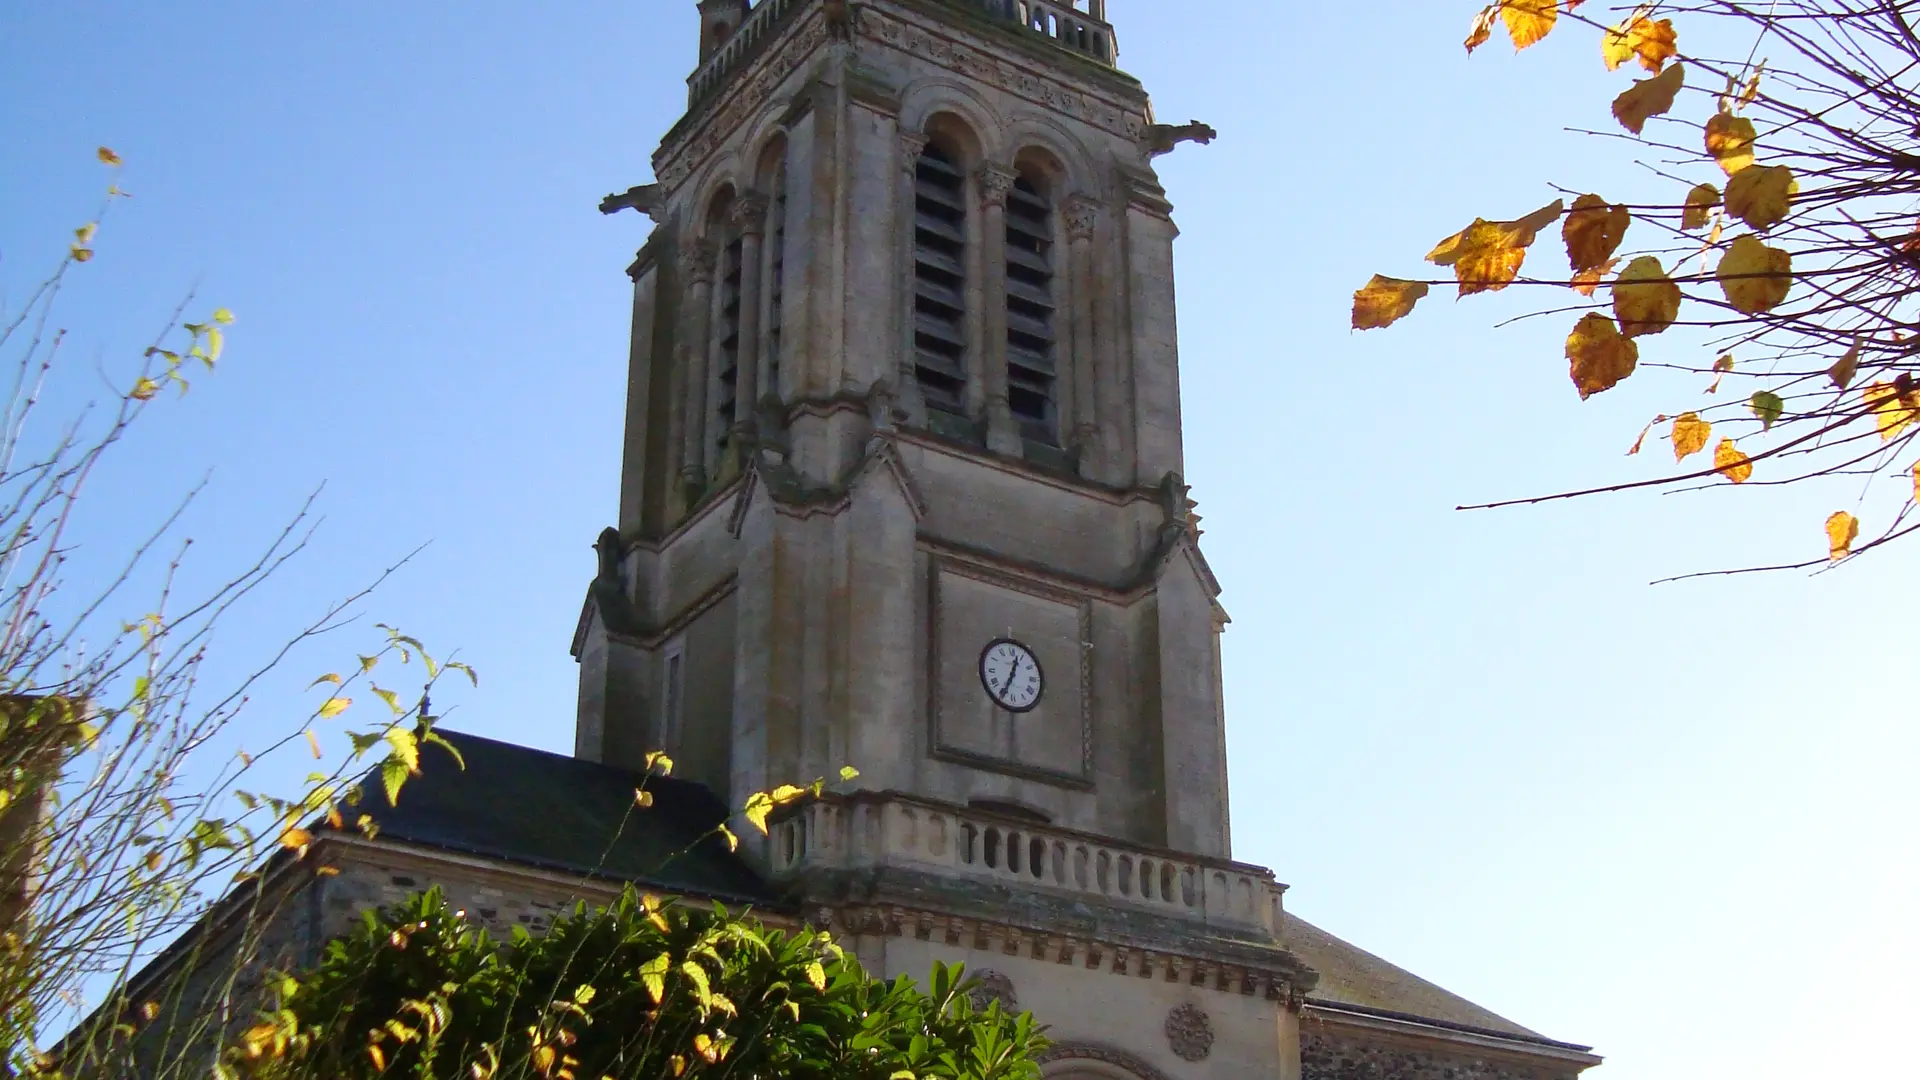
[574,4,1313,1073]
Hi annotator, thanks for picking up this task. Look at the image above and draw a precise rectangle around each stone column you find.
[977,163,1020,455]
[731,194,770,433]
[679,240,718,497]
[1064,195,1101,459]
[896,132,930,420]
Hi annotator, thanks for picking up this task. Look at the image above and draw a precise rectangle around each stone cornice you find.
[1302,1000,1604,1069]
[653,0,1154,199]
[804,897,1315,1010]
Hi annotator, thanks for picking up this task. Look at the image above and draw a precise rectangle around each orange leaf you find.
[97,146,123,166]
[1572,257,1619,297]
[1613,63,1685,135]
[1628,17,1678,72]
[1563,195,1631,273]
[1502,0,1559,50]
[1567,314,1640,400]
[1428,201,1565,296]
[1465,5,1499,53]
[1713,438,1753,483]
[1826,511,1859,561]
[1352,275,1430,330]
[1671,413,1711,462]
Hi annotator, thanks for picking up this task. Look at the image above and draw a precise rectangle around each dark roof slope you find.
[1282,912,1580,1046]
[349,729,770,904]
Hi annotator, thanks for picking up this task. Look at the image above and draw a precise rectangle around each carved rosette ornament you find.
[681,241,719,285]
[977,163,1018,207]
[899,131,931,174]
[1165,1004,1215,1063]
[1064,194,1101,241]
[968,970,1018,1012]
[729,193,770,237]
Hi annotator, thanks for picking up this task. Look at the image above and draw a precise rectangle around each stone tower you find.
[568,4,1596,1078]
[578,0,1233,863]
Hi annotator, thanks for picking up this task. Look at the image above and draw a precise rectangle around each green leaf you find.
[386,727,420,773]
[381,760,408,806]
[372,685,402,715]
[212,307,235,325]
[422,730,466,770]
[840,766,861,782]
[681,960,713,1008]
[1750,390,1785,430]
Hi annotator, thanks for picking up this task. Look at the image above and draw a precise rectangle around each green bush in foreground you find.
[228,887,1045,1080]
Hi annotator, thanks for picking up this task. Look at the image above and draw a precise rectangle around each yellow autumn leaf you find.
[1717,235,1792,314]
[1428,201,1564,296]
[1465,5,1498,53]
[1351,275,1429,330]
[1713,438,1753,483]
[97,146,123,166]
[279,826,313,852]
[1724,165,1795,230]
[1826,511,1859,561]
[1563,195,1630,273]
[1502,0,1558,50]
[1566,314,1640,400]
[1671,412,1712,462]
[1705,112,1758,175]
[1628,17,1678,72]
[1864,381,1919,442]
[1601,20,1636,71]
[1613,63,1685,135]
[130,376,159,401]
[1612,256,1682,338]
[1572,257,1619,297]
[1682,183,1720,231]
[318,697,352,719]
[1829,340,1860,390]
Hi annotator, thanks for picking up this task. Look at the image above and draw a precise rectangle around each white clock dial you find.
[979,639,1044,713]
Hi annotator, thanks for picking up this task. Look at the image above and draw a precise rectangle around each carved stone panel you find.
[1165,1004,1214,1062]
[927,556,1092,788]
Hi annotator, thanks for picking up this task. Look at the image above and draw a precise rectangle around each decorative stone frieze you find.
[1165,1003,1215,1062]
[1036,1044,1175,1080]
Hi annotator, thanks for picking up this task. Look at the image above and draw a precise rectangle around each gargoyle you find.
[599,183,665,221]
[1143,120,1218,158]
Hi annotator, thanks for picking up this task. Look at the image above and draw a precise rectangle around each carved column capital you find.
[976,163,1018,207]
[1064,194,1102,241]
[681,240,719,284]
[899,131,930,174]
[730,193,771,236]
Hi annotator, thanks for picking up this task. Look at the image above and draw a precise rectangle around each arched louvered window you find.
[765,162,788,402]
[714,228,745,456]
[913,142,969,417]
[1004,173,1058,444]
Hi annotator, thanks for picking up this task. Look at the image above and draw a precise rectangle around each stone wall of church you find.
[1300,1026,1585,1080]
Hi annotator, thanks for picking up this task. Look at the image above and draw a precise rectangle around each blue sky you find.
[2,3,1913,1077]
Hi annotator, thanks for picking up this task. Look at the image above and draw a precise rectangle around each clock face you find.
[979,639,1044,713]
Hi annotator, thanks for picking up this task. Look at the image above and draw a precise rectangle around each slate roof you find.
[1282,912,1591,1051]
[348,729,771,905]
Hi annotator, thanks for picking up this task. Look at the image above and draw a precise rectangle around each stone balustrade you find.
[770,794,1284,937]
[687,0,801,106]
[687,0,1118,107]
